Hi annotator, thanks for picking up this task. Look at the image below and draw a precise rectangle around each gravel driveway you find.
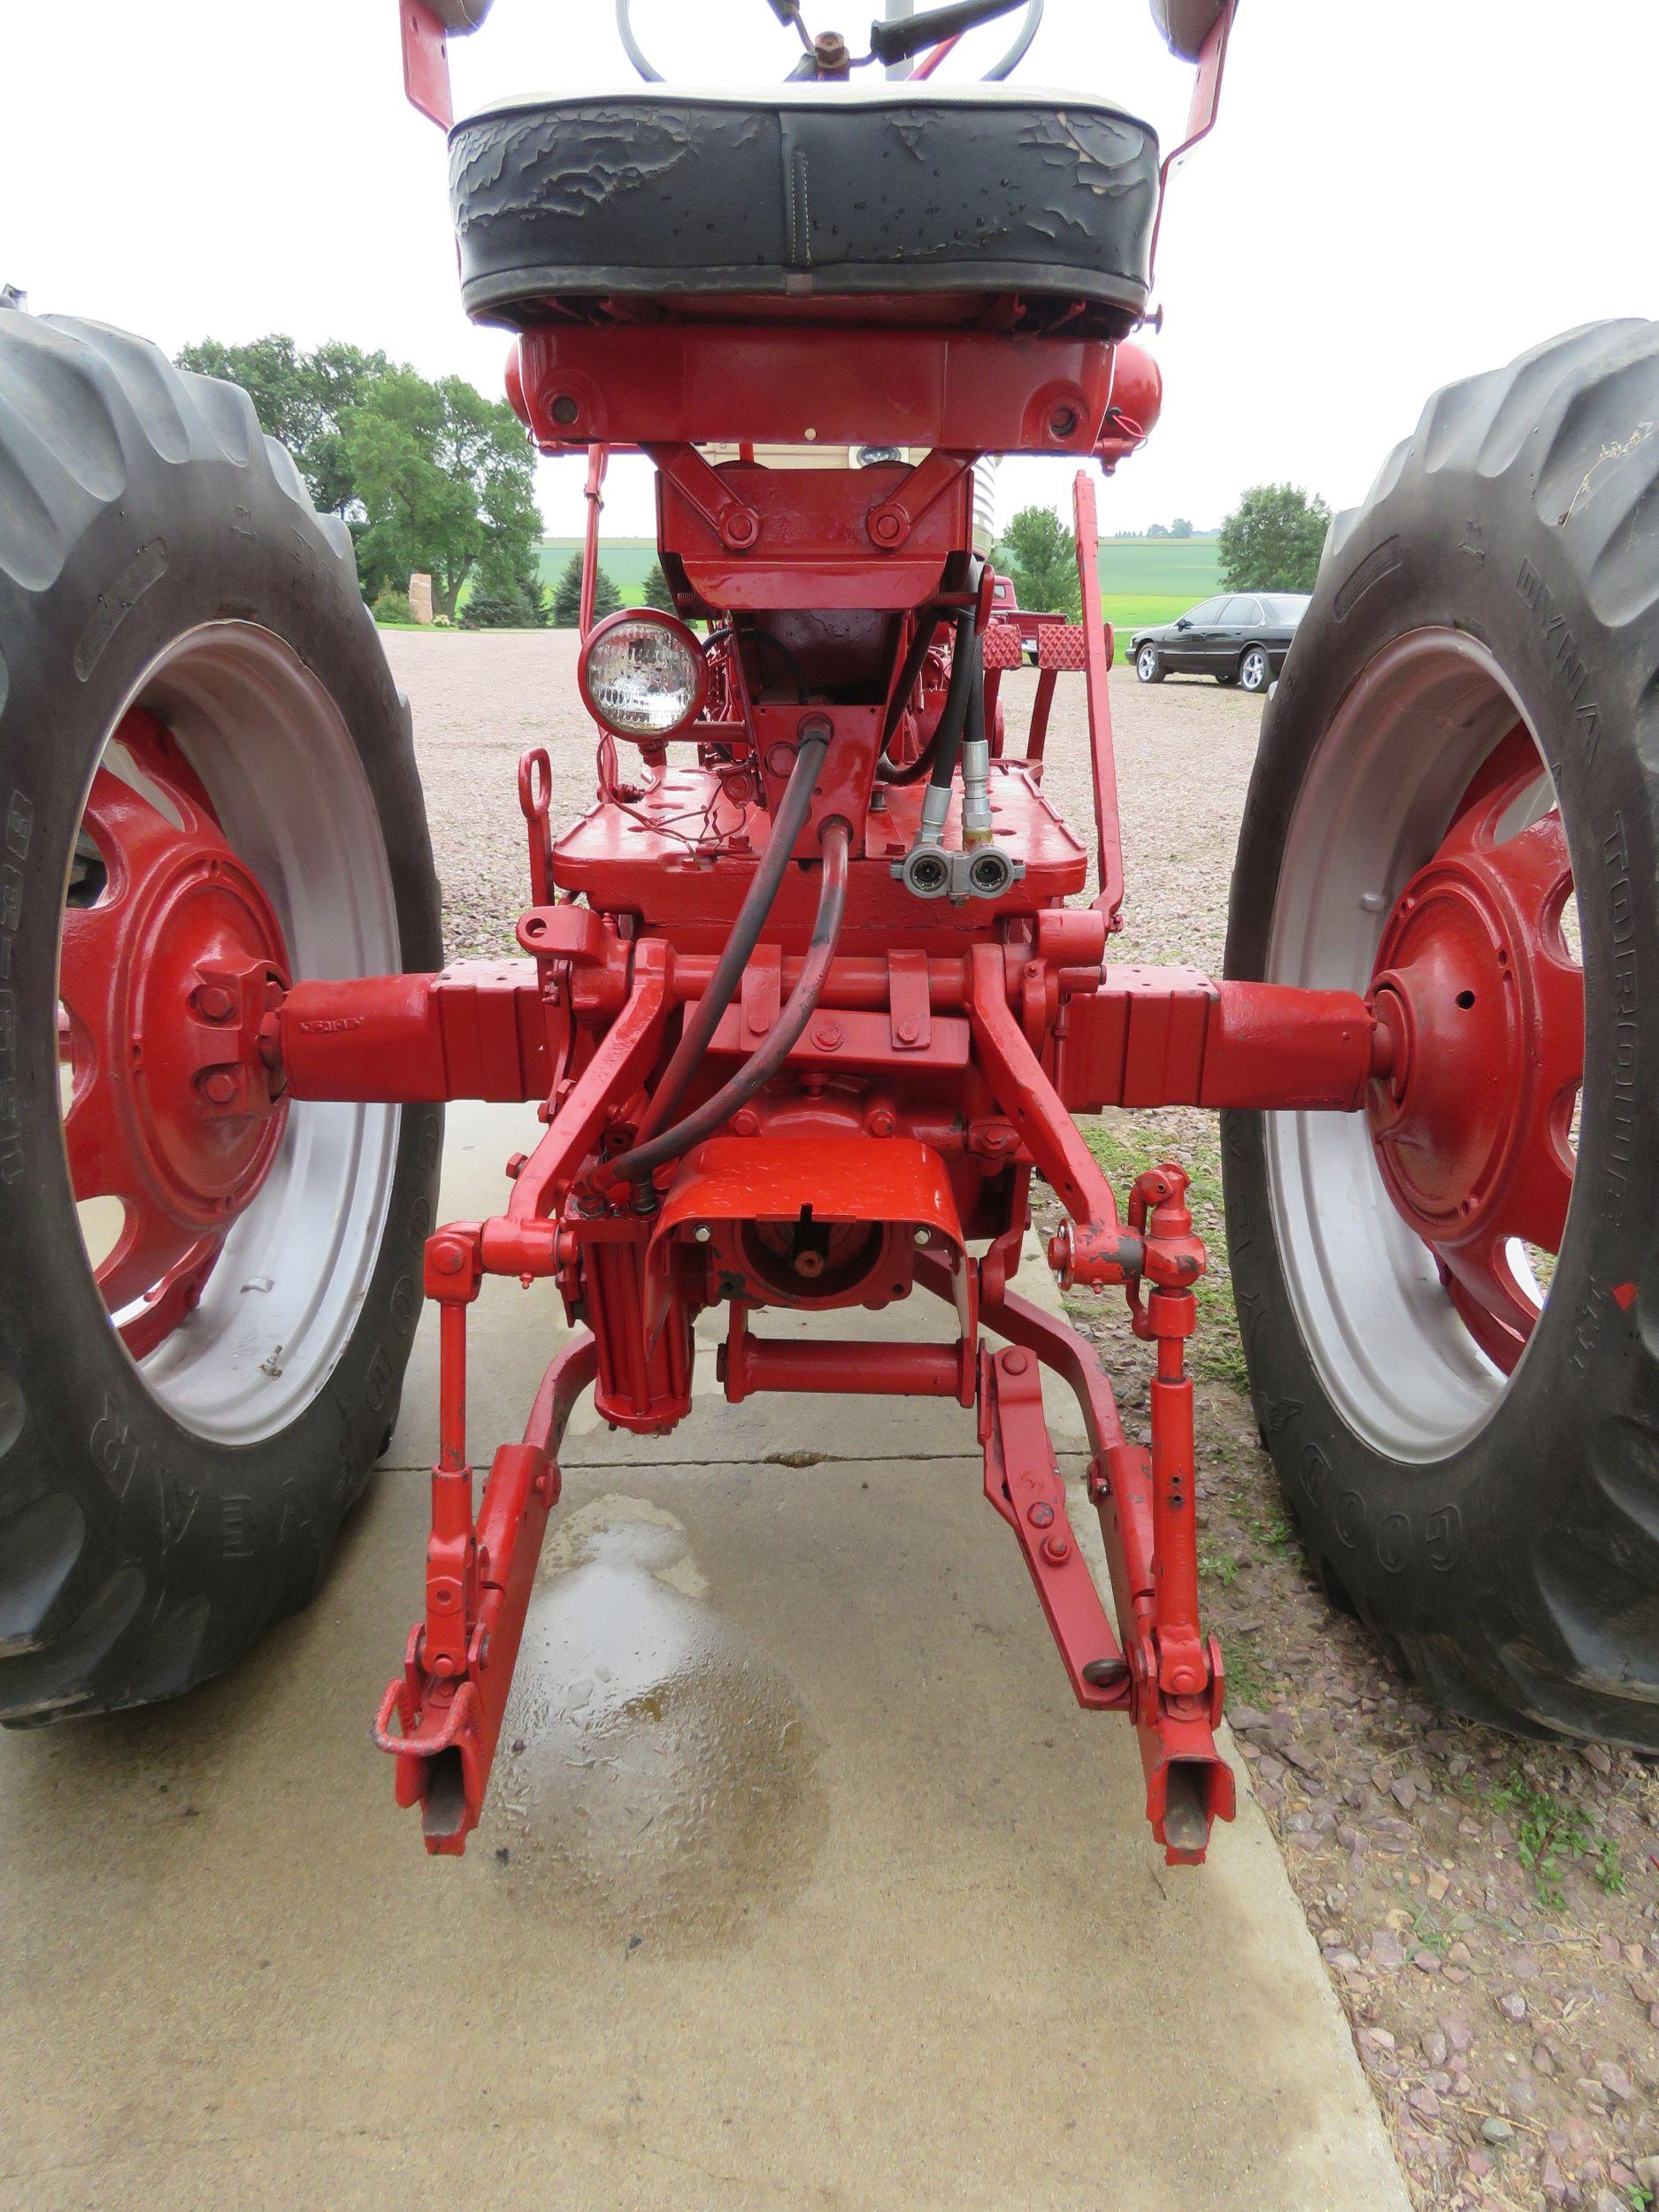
[385,626,1659,2212]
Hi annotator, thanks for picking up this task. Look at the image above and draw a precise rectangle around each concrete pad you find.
[0,1104,1409,2212]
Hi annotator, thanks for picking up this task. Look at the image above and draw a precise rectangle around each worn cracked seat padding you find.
[448,87,1161,336]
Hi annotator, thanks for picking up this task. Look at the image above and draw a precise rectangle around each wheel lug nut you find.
[200,1071,237,1106]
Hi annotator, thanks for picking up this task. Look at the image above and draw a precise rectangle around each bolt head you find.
[895,1018,919,1044]
[912,1226,930,1248]
[196,983,236,1021]
[1028,1501,1056,1529]
[1041,1532,1071,1565]
[201,1071,237,1106]
[1001,1348,1030,1376]
[693,1223,712,1244]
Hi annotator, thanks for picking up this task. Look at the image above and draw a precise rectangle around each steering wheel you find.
[615,0,1044,85]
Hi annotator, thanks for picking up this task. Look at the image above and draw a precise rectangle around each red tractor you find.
[0,0,1650,1866]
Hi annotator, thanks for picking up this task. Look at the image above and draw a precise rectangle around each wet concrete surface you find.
[0,1104,1409,2212]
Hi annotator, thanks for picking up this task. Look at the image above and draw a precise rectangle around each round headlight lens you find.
[580,611,706,740]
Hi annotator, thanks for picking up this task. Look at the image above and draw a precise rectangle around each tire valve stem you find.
[260,1342,286,1378]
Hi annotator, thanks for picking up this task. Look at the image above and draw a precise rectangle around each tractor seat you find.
[449,85,1160,340]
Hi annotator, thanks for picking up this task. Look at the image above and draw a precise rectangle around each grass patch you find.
[1102,593,1195,635]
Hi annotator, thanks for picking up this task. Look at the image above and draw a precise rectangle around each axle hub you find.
[1366,728,1580,1371]
[60,710,290,1352]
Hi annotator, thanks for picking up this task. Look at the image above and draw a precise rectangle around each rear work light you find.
[578,610,708,741]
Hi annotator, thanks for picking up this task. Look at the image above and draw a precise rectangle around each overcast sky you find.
[6,2,1655,541]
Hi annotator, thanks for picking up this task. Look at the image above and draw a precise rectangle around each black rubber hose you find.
[625,722,831,1154]
[964,641,986,764]
[880,602,976,788]
[878,609,941,761]
[603,819,852,1194]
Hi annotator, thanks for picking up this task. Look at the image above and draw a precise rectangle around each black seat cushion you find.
[449,87,1160,337]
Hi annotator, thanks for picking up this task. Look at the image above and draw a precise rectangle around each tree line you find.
[175,334,664,629]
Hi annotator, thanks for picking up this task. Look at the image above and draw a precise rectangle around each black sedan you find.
[1130,592,1310,693]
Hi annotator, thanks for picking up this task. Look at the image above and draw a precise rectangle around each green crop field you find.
[1094,534,1221,596]
[537,537,661,601]
[534,532,1218,637]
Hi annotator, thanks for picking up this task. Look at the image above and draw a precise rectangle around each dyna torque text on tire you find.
[0,312,442,1721]
[1224,320,1659,1747]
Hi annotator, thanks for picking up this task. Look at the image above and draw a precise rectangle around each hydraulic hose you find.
[877,609,941,767]
[959,650,992,845]
[624,719,832,1155]
[601,818,853,1196]
[881,602,976,788]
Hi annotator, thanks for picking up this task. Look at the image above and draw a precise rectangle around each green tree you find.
[995,505,1081,622]
[175,334,391,515]
[1146,521,1171,539]
[642,559,675,613]
[551,552,622,629]
[1218,483,1331,595]
[345,370,541,621]
[1171,517,1194,538]
[461,573,548,629]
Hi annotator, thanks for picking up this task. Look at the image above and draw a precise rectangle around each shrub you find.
[371,587,417,626]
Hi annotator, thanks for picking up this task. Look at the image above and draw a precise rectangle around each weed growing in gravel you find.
[1469,1763,1627,1910]
[1238,1498,1298,1556]
[1218,1633,1268,1709]
[1406,1903,1453,1955]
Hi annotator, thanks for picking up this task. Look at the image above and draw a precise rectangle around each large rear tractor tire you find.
[0,311,442,1722]
[1223,321,1659,1747]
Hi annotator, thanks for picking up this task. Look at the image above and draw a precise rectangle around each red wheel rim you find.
[60,708,290,1356]
[1367,725,1580,1373]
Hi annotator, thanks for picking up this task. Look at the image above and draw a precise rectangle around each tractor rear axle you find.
[232,735,1389,1864]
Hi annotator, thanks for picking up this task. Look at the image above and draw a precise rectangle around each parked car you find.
[1131,591,1310,691]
